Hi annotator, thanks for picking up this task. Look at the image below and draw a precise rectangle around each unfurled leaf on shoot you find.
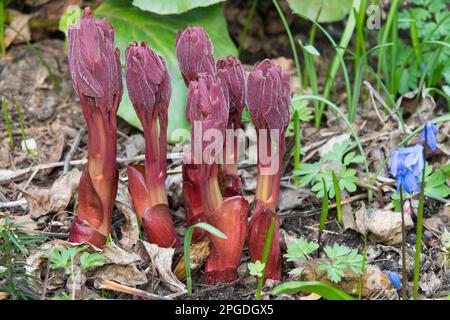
[284,237,319,262]
[303,44,320,56]
[319,261,346,283]
[176,26,216,85]
[345,249,364,274]
[80,252,105,271]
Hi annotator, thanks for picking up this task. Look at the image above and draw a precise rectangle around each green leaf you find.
[286,0,354,23]
[319,261,345,283]
[58,5,82,35]
[132,0,224,15]
[248,260,265,277]
[284,237,319,261]
[302,44,320,56]
[345,249,364,274]
[272,281,354,300]
[79,252,106,271]
[95,0,237,143]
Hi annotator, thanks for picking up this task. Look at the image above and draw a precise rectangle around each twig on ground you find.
[98,280,171,300]
[63,128,84,174]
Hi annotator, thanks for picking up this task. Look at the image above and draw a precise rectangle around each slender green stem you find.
[358,232,368,300]
[318,177,329,253]
[13,97,31,155]
[376,0,399,94]
[0,0,5,57]
[331,170,342,222]
[413,133,427,300]
[256,217,276,300]
[2,97,13,147]
[238,0,258,55]
[293,112,300,185]
[399,185,407,300]
[315,0,360,127]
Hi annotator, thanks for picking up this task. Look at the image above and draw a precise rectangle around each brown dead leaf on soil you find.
[23,169,81,219]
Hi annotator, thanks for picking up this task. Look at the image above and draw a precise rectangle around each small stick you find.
[63,128,84,174]
[98,280,171,300]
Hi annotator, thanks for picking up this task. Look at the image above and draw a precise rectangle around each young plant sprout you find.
[175,26,216,85]
[176,26,217,239]
[67,8,122,249]
[247,59,291,281]
[216,56,246,197]
[125,41,179,248]
[186,73,248,284]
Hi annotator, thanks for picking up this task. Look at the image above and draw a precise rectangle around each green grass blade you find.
[331,170,341,222]
[0,0,5,57]
[238,0,258,55]
[272,281,354,300]
[184,223,226,295]
[13,97,31,155]
[2,97,13,147]
[318,177,329,245]
[358,232,368,300]
[256,216,276,300]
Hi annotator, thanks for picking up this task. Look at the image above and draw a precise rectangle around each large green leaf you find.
[132,0,225,15]
[95,0,237,143]
[286,0,354,22]
[272,281,354,300]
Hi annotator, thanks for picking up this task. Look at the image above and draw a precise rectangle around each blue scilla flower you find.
[419,121,439,152]
[387,271,402,290]
[390,144,424,194]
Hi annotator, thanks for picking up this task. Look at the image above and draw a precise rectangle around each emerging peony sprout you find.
[176,26,216,238]
[67,8,122,249]
[247,59,291,280]
[216,56,247,197]
[186,73,248,284]
[125,42,179,248]
[176,26,216,85]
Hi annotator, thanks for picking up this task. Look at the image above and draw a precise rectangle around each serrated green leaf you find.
[95,0,237,143]
[80,252,105,271]
[284,237,319,261]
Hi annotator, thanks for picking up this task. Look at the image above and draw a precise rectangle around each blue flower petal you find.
[387,271,402,289]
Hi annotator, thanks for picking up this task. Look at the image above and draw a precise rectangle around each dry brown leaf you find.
[102,241,142,266]
[115,184,139,251]
[93,264,148,287]
[139,240,186,293]
[24,169,81,219]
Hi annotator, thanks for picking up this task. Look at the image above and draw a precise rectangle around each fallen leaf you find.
[4,12,31,48]
[355,204,414,245]
[93,264,148,287]
[102,241,142,266]
[24,169,81,219]
[138,240,186,293]
[115,184,139,251]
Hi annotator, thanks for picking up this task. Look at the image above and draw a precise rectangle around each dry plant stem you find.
[399,186,407,300]
[99,280,171,300]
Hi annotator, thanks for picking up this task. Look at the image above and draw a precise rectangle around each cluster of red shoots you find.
[67,9,290,285]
